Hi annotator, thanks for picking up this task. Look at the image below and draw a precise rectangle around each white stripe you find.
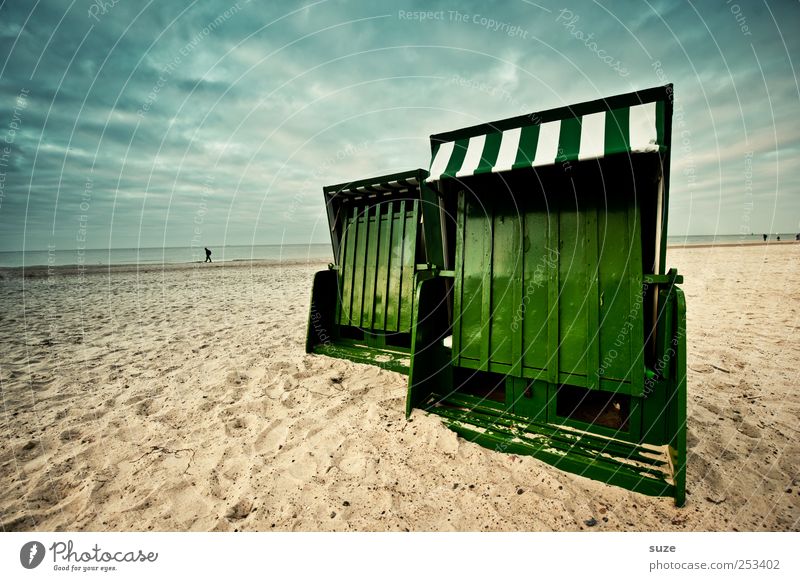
[427,140,455,182]
[629,102,659,152]
[492,127,522,173]
[578,112,606,160]
[455,135,487,177]
[532,120,561,167]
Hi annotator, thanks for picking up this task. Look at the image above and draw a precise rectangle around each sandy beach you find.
[1,244,798,532]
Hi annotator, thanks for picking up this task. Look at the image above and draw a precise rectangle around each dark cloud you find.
[1,0,798,252]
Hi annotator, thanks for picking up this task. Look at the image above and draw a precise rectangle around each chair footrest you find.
[312,342,410,374]
[423,394,677,500]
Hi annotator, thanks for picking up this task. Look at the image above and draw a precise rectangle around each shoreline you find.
[666,240,798,250]
[1,240,796,273]
[0,258,331,278]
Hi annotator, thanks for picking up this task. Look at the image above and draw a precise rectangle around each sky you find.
[0,0,798,251]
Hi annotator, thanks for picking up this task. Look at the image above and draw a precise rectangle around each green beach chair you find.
[406,85,688,505]
[306,168,446,373]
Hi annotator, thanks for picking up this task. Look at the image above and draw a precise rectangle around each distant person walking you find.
[763,233,768,241]
[777,236,781,241]
[204,247,212,263]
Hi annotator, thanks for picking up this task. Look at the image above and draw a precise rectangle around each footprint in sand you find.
[227,371,248,386]
[279,391,304,409]
[223,416,248,436]
[225,498,254,520]
[59,428,81,442]
[18,439,41,460]
[697,401,723,416]
[27,475,74,508]
[269,360,295,373]
[136,399,155,417]
[735,419,761,439]
[332,438,372,477]
[286,452,317,481]
[254,421,289,453]
[690,454,727,499]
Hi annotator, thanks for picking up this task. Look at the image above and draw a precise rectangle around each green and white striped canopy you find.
[427,85,671,183]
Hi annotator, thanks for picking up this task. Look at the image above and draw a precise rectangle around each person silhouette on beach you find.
[204,247,212,263]
[763,233,768,241]
[777,236,780,241]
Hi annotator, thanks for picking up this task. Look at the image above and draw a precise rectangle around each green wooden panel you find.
[385,200,405,332]
[362,205,379,328]
[333,195,423,335]
[546,195,560,384]
[488,206,518,366]
[399,200,418,332]
[458,194,487,362]
[479,202,494,370]
[510,211,524,377]
[451,191,466,359]
[334,207,348,326]
[558,197,588,377]
[627,196,646,396]
[585,203,600,389]
[372,202,392,329]
[339,206,358,326]
[521,197,551,372]
[351,207,368,327]
[597,192,636,382]
[451,174,646,394]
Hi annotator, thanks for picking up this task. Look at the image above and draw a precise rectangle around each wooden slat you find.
[520,195,550,374]
[628,195,645,395]
[452,190,466,362]
[340,206,358,326]
[362,204,379,328]
[597,184,637,387]
[351,206,368,327]
[557,192,588,378]
[586,200,600,389]
[479,203,494,371]
[546,193,560,385]
[399,200,419,332]
[385,200,405,332]
[488,200,515,366]
[373,203,390,329]
[459,192,484,362]
[334,203,349,326]
[511,210,523,377]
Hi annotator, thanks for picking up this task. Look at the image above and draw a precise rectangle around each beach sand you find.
[1,244,798,531]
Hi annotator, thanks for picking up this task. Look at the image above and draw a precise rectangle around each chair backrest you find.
[448,159,654,395]
[336,197,419,333]
[427,85,673,394]
[323,169,444,338]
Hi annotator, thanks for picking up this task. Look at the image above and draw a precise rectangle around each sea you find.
[0,244,334,268]
[0,235,796,268]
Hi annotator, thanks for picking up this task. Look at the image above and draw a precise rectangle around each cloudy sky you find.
[0,0,798,251]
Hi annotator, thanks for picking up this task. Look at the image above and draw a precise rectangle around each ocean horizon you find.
[0,243,335,268]
[1,235,797,268]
